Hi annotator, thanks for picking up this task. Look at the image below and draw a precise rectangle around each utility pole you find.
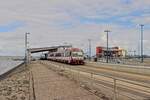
[138,43,140,59]
[104,30,111,63]
[140,24,144,63]
[133,50,136,57]
[25,32,30,66]
[88,39,91,61]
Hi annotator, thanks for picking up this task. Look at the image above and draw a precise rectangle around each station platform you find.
[30,62,100,100]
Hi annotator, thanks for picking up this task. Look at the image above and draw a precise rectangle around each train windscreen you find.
[72,51,83,57]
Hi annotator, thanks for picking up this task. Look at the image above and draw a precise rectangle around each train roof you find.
[66,48,82,51]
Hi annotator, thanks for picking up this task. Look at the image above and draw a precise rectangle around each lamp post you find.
[140,24,144,63]
[25,32,30,66]
[104,30,111,63]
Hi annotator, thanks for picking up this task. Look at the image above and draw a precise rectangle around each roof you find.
[28,45,72,53]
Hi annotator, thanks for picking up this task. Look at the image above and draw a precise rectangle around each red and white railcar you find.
[47,47,84,65]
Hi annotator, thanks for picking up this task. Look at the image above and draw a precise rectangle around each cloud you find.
[0,0,150,56]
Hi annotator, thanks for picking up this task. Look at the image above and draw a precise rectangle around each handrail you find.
[40,61,150,100]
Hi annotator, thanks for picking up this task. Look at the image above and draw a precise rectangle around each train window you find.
[55,53,61,57]
[65,51,70,57]
[70,51,71,56]
[65,51,68,57]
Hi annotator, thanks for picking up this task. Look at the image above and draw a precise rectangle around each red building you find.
[96,46,123,58]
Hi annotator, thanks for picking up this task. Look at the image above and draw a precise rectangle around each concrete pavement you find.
[30,62,100,100]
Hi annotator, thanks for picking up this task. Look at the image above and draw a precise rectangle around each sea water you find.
[0,60,23,75]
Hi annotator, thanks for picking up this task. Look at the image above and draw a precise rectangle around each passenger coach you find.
[47,47,84,65]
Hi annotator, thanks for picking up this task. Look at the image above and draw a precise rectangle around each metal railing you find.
[40,61,150,100]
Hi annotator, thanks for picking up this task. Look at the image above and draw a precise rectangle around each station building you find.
[96,46,126,58]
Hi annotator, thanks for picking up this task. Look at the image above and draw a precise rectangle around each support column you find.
[27,50,31,64]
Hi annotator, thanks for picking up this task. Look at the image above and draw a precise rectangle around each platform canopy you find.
[28,45,72,53]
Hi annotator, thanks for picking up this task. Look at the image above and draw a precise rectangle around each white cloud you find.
[0,0,150,56]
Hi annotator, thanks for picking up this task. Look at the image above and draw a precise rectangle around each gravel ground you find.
[0,66,30,100]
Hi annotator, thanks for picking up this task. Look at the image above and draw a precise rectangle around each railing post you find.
[91,73,93,87]
[113,78,117,100]
[72,71,74,80]
[78,71,80,83]
[59,65,61,71]
[63,66,65,71]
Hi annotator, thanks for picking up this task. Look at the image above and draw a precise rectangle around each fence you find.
[40,61,150,100]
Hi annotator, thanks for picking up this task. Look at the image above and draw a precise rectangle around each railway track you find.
[74,65,150,84]
[41,60,150,100]
[46,61,150,84]
[85,62,150,76]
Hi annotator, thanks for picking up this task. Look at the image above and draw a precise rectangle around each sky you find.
[0,0,150,56]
